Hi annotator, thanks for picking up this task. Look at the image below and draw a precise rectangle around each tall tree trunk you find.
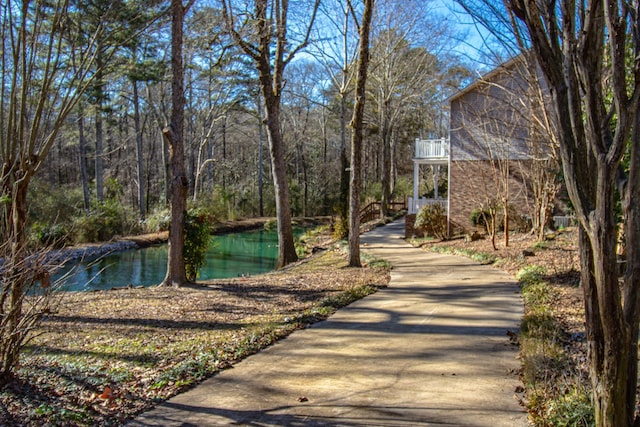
[348,0,375,267]
[94,52,105,204]
[161,0,189,287]
[222,115,227,191]
[320,107,330,215]
[380,109,391,218]
[337,3,351,234]
[294,125,309,217]
[1,177,30,378]
[582,183,632,425]
[623,93,640,427]
[78,107,90,213]
[262,92,298,267]
[502,160,510,246]
[221,0,319,268]
[95,103,104,202]
[390,131,397,199]
[506,2,640,422]
[258,95,265,217]
[338,94,350,229]
[207,138,214,192]
[254,0,299,268]
[133,80,146,220]
[95,108,104,203]
[162,128,170,205]
[503,195,509,247]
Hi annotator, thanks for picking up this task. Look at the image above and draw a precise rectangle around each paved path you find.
[129,219,527,426]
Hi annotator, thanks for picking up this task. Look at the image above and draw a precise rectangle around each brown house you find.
[409,56,553,237]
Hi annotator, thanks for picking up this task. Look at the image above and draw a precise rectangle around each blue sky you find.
[433,0,506,70]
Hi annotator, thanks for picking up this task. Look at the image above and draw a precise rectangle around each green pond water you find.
[59,229,286,292]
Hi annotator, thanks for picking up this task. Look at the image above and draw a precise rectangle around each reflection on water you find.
[57,229,282,292]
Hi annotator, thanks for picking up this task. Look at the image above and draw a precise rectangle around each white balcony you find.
[414,138,449,161]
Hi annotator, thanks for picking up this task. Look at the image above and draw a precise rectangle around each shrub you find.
[143,207,171,233]
[263,218,277,231]
[332,216,348,240]
[541,386,594,427]
[364,182,382,202]
[72,200,140,243]
[414,204,448,240]
[471,204,528,232]
[0,243,56,380]
[27,179,84,226]
[184,208,212,281]
[30,222,69,248]
[470,207,490,229]
[192,185,256,221]
[392,176,414,199]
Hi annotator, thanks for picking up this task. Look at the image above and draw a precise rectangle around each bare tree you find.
[310,0,359,236]
[127,42,166,220]
[348,0,375,267]
[506,0,640,424]
[77,104,91,213]
[220,0,320,268]
[367,31,442,216]
[366,0,452,217]
[519,54,560,242]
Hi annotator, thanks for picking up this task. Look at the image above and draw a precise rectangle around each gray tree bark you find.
[95,54,105,204]
[78,106,90,213]
[133,80,146,220]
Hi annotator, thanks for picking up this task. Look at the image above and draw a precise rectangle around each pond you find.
[57,229,284,292]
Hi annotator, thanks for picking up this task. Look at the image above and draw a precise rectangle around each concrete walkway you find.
[129,219,528,426]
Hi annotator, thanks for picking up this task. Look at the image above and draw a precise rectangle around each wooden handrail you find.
[359,199,407,223]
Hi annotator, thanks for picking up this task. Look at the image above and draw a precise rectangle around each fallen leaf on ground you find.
[99,386,113,400]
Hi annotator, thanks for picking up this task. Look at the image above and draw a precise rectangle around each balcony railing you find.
[415,138,449,159]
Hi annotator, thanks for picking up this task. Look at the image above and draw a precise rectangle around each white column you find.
[433,164,439,199]
[413,161,419,213]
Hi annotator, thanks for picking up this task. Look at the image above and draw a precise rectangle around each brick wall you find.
[405,214,416,239]
[449,160,533,233]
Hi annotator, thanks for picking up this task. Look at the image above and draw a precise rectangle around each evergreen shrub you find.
[184,208,212,282]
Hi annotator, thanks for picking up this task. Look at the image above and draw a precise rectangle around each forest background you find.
[17,0,480,248]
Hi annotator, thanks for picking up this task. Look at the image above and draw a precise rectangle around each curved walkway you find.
[129,219,528,426]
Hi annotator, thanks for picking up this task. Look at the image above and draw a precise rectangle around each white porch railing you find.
[553,216,576,228]
[407,197,448,215]
[415,138,449,159]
